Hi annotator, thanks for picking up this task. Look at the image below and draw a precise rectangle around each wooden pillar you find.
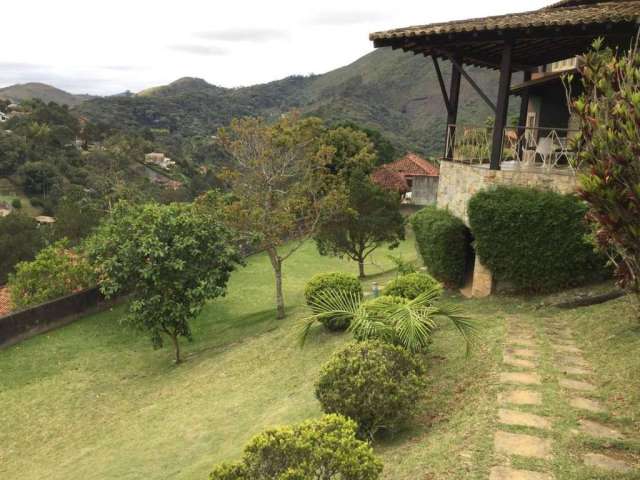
[490,42,513,170]
[445,55,462,160]
[516,71,532,161]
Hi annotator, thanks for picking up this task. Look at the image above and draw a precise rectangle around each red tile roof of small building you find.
[371,165,410,193]
[386,153,440,177]
[0,287,13,317]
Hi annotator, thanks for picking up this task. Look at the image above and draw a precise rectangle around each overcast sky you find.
[1,0,552,95]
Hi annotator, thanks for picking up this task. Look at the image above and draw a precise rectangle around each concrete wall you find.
[412,176,439,205]
[436,161,578,224]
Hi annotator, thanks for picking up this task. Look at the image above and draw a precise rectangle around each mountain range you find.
[1,48,508,156]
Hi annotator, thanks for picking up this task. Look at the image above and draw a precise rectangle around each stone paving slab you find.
[557,355,590,368]
[501,372,542,386]
[499,409,551,430]
[558,365,592,376]
[551,344,582,354]
[506,348,539,359]
[569,397,605,413]
[504,354,536,369]
[498,390,543,406]
[559,378,596,392]
[583,453,633,473]
[578,419,624,440]
[506,337,537,348]
[494,431,553,459]
[490,466,554,480]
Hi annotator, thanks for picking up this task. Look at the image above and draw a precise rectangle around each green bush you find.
[315,340,426,438]
[410,206,471,288]
[209,414,383,480]
[11,198,21,209]
[468,186,607,292]
[304,272,363,331]
[382,272,442,299]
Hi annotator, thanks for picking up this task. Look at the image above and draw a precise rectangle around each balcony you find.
[444,125,582,173]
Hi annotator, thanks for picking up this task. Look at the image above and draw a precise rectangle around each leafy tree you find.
[321,126,376,176]
[0,133,28,175]
[87,202,241,363]
[8,240,95,310]
[0,212,45,284]
[333,121,396,165]
[569,39,640,306]
[217,114,341,319]
[316,170,405,278]
[53,194,102,244]
[18,161,61,196]
[209,414,382,480]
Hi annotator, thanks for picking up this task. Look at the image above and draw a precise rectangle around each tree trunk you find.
[358,258,366,279]
[268,249,286,319]
[170,333,181,364]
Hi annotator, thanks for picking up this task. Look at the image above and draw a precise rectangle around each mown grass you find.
[1,236,639,479]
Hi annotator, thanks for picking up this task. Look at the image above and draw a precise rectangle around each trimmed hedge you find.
[304,272,363,331]
[382,272,442,299]
[468,186,607,292]
[410,206,471,288]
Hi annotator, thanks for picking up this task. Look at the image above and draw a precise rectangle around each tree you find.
[316,170,405,278]
[569,39,640,306]
[0,133,28,175]
[0,213,45,284]
[53,193,102,244]
[87,202,241,363]
[18,161,60,196]
[8,240,95,310]
[216,114,341,319]
[333,121,396,165]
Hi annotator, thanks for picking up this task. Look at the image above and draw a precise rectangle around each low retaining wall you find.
[0,288,115,349]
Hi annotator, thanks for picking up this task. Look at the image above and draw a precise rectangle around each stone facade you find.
[436,161,578,224]
[412,176,439,205]
[437,161,579,297]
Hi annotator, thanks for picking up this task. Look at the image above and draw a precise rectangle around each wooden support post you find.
[445,55,462,160]
[516,71,532,161]
[490,42,513,170]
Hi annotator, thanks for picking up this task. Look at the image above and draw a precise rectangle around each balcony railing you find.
[444,125,582,172]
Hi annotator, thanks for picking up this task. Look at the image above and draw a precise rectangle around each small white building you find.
[0,111,8,122]
[144,152,176,170]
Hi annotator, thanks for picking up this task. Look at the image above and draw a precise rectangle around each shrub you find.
[382,272,442,299]
[8,239,96,309]
[304,272,362,331]
[11,198,21,209]
[468,186,607,292]
[209,414,383,480]
[410,206,471,288]
[315,340,426,438]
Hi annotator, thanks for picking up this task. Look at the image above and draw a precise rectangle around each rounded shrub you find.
[209,414,383,480]
[304,272,362,331]
[468,186,608,292]
[382,272,442,299]
[11,198,22,209]
[410,206,472,288]
[315,340,426,438]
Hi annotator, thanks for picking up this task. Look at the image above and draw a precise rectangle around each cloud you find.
[168,44,230,56]
[195,28,288,42]
[307,10,387,26]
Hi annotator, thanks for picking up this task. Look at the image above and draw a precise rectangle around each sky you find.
[0,0,552,96]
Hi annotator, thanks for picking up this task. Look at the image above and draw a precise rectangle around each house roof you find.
[0,287,12,317]
[387,153,440,177]
[370,1,640,70]
[371,166,410,193]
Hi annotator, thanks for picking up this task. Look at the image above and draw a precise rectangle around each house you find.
[371,165,410,196]
[0,111,7,122]
[370,0,639,296]
[376,153,440,205]
[35,215,56,225]
[144,152,176,170]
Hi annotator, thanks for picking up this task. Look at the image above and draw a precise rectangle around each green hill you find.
[78,48,507,156]
[0,82,94,107]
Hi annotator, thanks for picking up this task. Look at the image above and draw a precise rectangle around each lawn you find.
[1,234,639,480]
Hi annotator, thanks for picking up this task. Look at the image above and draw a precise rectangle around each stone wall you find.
[436,161,578,224]
[412,176,439,205]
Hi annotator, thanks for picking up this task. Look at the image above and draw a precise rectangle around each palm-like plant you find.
[300,285,477,353]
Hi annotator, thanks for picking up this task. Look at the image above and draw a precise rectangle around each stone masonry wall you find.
[436,161,578,224]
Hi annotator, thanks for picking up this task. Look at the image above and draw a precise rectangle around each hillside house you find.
[370,0,639,297]
[0,111,7,122]
[144,152,176,170]
[373,153,440,205]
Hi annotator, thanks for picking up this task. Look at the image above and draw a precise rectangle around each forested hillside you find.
[0,83,94,107]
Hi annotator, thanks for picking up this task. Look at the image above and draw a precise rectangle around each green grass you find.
[1,237,639,479]
[0,177,43,217]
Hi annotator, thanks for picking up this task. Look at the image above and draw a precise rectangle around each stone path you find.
[489,317,636,479]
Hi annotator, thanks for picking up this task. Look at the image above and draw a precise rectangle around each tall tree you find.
[0,213,45,284]
[87,202,241,363]
[217,114,340,319]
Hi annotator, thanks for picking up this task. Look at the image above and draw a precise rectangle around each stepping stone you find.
[557,355,590,368]
[498,390,543,406]
[578,420,623,440]
[494,431,553,459]
[583,453,633,473]
[552,344,582,354]
[499,409,551,430]
[507,338,537,348]
[490,466,553,480]
[501,372,542,386]
[559,378,596,392]
[559,365,592,376]
[570,397,605,413]
[504,354,536,369]
[506,348,539,359]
